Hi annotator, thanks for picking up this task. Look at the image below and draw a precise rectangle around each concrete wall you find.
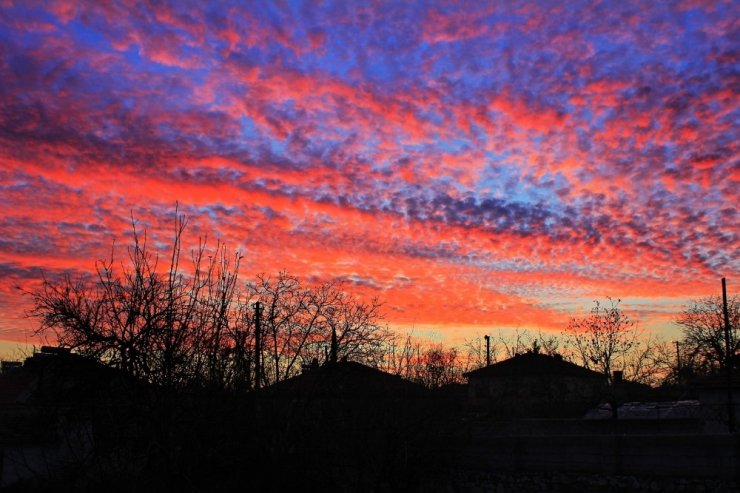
[457,432,740,479]
[466,418,705,435]
[449,469,738,493]
[698,387,740,432]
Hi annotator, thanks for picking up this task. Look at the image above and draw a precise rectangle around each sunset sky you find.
[0,1,738,357]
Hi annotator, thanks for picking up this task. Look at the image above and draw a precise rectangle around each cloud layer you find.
[0,0,737,346]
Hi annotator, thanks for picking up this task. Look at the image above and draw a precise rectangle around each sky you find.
[0,0,738,356]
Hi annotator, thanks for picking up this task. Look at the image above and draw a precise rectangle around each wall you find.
[449,469,739,493]
[457,432,740,479]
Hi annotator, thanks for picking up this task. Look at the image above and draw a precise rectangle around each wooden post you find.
[722,278,734,432]
[254,301,262,390]
[675,340,681,383]
[484,335,491,366]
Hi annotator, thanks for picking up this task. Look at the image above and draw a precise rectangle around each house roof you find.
[463,352,604,380]
[0,347,141,406]
[262,360,427,398]
[691,369,740,390]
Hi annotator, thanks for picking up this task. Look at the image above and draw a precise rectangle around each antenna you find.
[674,341,681,384]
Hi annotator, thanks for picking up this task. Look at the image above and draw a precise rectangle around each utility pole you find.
[722,278,735,432]
[675,341,681,383]
[484,335,491,366]
[254,301,262,390]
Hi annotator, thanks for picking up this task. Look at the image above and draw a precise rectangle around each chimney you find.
[612,370,623,384]
[302,358,320,373]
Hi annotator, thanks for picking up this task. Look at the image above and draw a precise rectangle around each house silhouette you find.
[0,347,147,488]
[464,352,606,418]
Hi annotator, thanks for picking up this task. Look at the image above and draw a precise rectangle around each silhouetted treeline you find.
[27,211,738,392]
[29,212,391,392]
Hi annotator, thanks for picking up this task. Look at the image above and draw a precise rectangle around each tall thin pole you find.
[484,335,491,367]
[254,301,262,390]
[675,341,681,383]
[722,278,734,432]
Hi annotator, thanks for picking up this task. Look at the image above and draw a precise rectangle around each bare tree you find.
[29,211,247,389]
[535,330,563,356]
[247,272,321,385]
[495,329,563,359]
[497,329,531,358]
[377,333,420,380]
[326,291,387,364]
[417,344,462,388]
[564,298,639,384]
[462,334,492,373]
[244,273,392,385]
[676,295,740,375]
[375,333,466,388]
[623,334,672,387]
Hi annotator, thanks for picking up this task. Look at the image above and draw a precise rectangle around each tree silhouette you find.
[676,295,739,375]
[28,210,390,390]
[244,271,390,385]
[564,298,668,385]
[418,344,461,388]
[29,212,247,389]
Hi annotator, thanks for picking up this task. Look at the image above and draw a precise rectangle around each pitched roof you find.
[463,352,604,380]
[263,360,427,398]
[0,347,141,406]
